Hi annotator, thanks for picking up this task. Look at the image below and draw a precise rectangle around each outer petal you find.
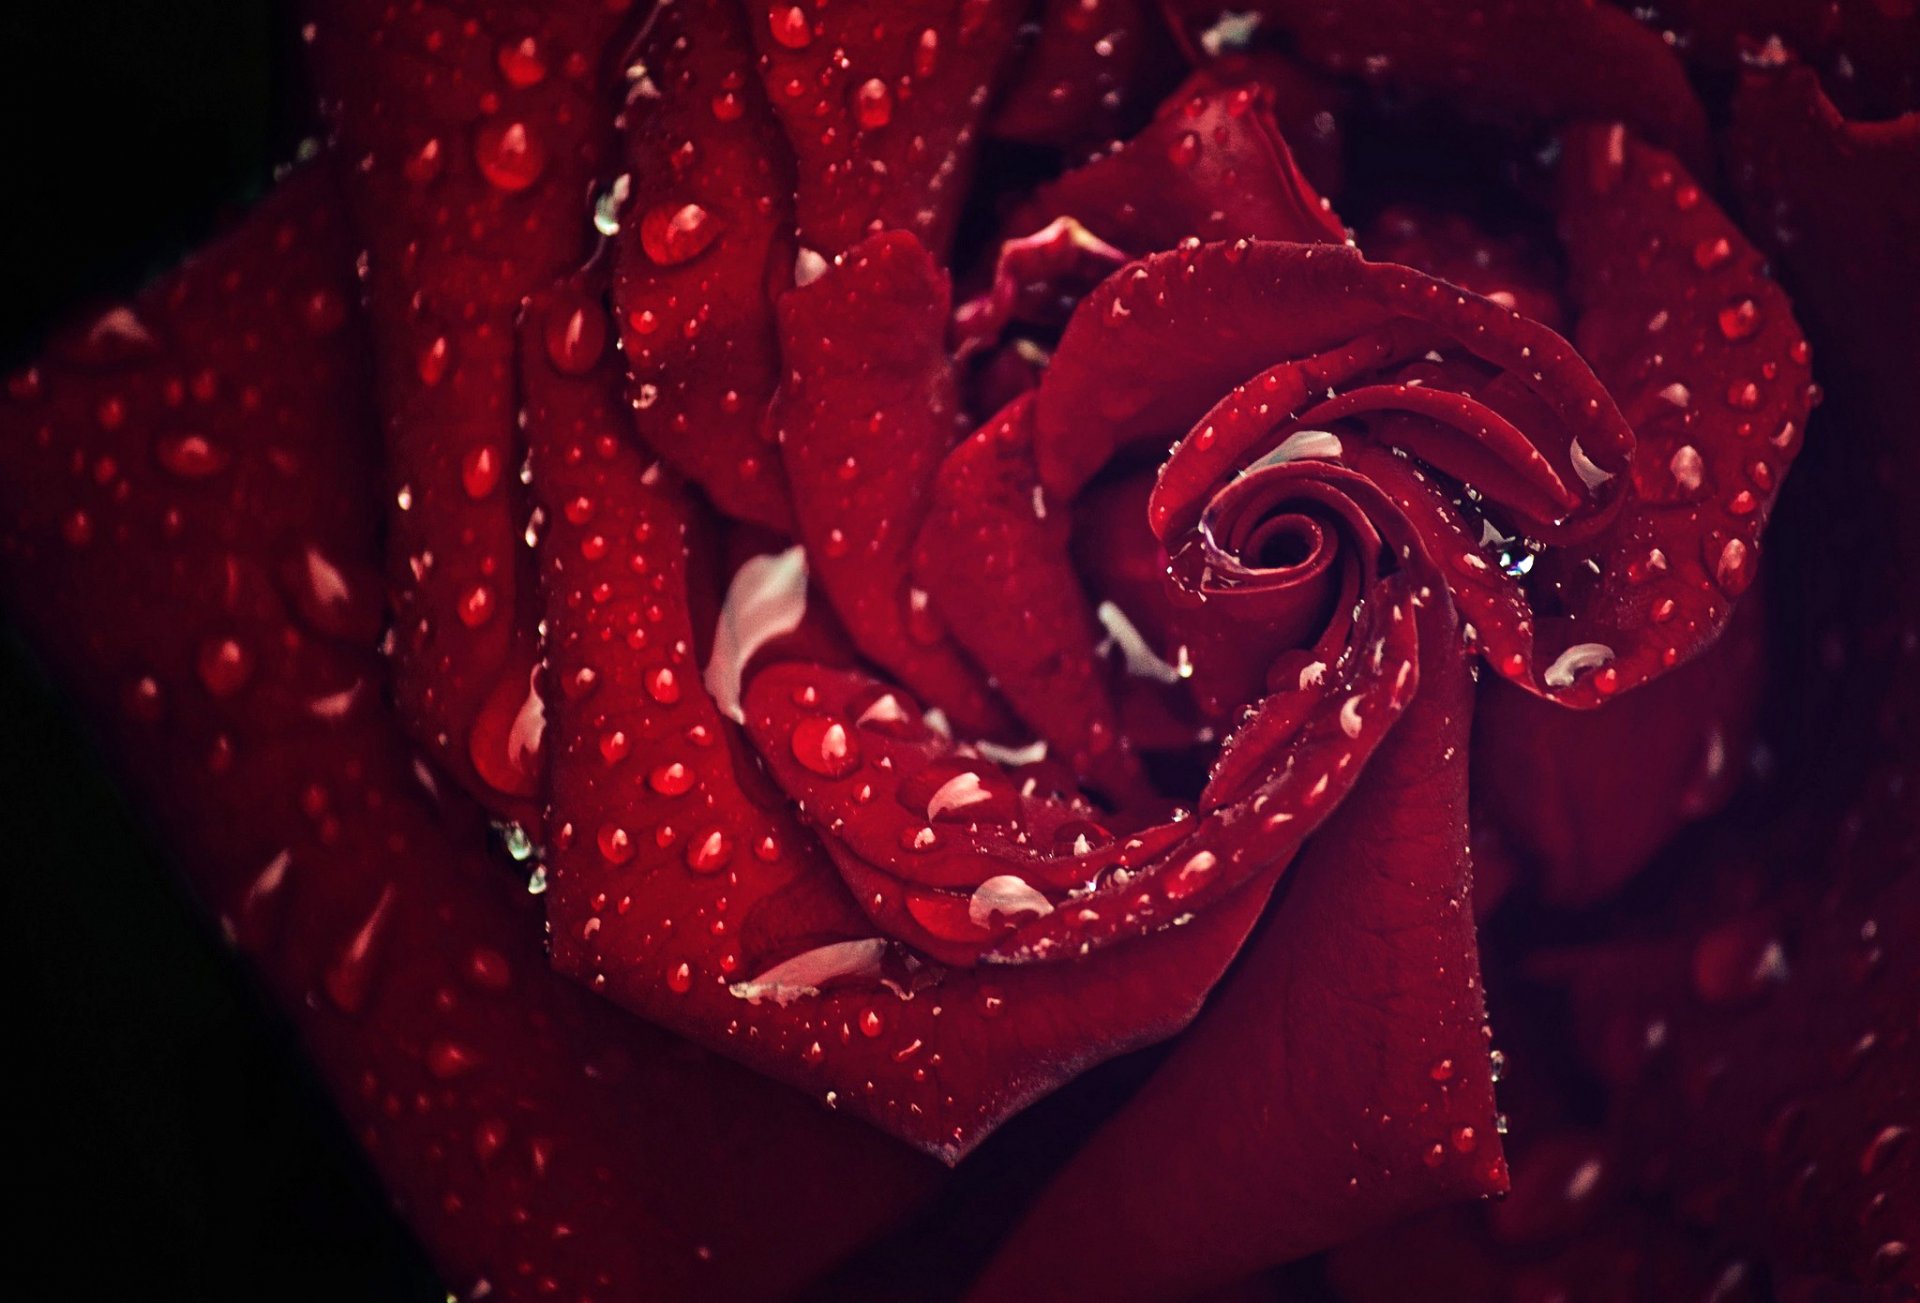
[614,0,796,530]
[969,596,1504,1299]
[990,0,1177,149]
[1471,586,1765,907]
[303,0,625,817]
[1162,0,1710,168]
[0,169,932,1303]
[748,0,1024,259]
[1624,0,1918,120]
[1005,65,1347,254]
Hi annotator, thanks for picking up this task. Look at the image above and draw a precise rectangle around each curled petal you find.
[742,573,1424,969]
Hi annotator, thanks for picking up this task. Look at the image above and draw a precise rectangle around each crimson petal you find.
[1005,65,1347,255]
[748,0,1024,260]
[773,231,1011,736]
[304,0,625,818]
[915,396,1147,798]
[0,169,933,1303]
[614,0,797,530]
[970,599,1504,1300]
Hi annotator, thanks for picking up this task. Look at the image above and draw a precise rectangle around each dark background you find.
[0,4,439,1297]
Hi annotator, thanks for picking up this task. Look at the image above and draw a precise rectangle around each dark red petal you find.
[1162,0,1709,168]
[950,217,1131,364]
[1361,204,1568,332]
[748,0,1024,260]
[990,0,1177,148]
[1631,0,1919,120]
[1472,586,1766,907]
[613,0,796,530]
[915,396,1146,798]
[970,599,1504,1300]
[774,231,1011,736]
[522,278,1283,1161]
[304,0,624,819]
[1543,124,1814,702]
[1727,63,1920,460]
[1006,66,1347,255]
[0,170,933,1303]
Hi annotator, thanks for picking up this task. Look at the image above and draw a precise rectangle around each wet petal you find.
[1006,65,1348,255]
[748,0,1025,259]
[1162,0,1709,168]
[613,0,796,529]
[305,0,626,819]
[0,169,934,1303]
[970,602,1503,1298]
[774,231,1011,735]
[523,274,1290,1161]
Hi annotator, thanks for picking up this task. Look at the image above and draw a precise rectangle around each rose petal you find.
[1162,0,1710,168]
[614,0,796,530]
[0,169,935,1303]
[915,396,1147,798]
[1472,586,1766,907]
[522,276,1289,1161]
[773,231,1012,736]
[748,0,1025,259]
[304,0,625,818]
[1006,65,1347,255]
[1633,0,1918,120]
[1727,62,1919,462]
[1542,124,1814,700]
[990,0,1177,148]
[969,599,1504,1299]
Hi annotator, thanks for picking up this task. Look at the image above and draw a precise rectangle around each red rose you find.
[3,0,1914,1299]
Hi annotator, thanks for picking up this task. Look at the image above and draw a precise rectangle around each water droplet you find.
[686,828,734,873]
[543,294,607,375]
[769,5,812,48]
[496,35,546,88]
[639,202,721,267]
[197,637,253,698]
[155,433,229,478]
[324,883,395,1014]
[416,335,451,387]
[597,823,635,865]
[473,119,546,192]
[427,1040,482,1079]
[458,583,496,628]
[791,716,860,777]
[852,78,893,129]
[645,666,681,703]
[648,760,696,796]
[462,446,501,499]
[1718,298,1760,341]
